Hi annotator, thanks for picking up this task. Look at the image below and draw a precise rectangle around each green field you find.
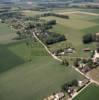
[22,10,44,17]
[43,16,97,30]
[0,22,17,44]
[73,84,99,100]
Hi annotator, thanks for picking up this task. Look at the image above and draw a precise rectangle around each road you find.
[33,32,62,62]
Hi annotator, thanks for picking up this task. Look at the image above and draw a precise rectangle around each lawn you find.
[0,41,84,100]
[73,83,99,100]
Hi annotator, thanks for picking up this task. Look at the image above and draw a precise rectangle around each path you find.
[58,11,99,16]
[33,32,62,62]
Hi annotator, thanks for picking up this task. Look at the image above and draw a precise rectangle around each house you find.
[55,92,65,100]
[78,79,89,87]
[64,48,75,53]
[67,86,77,97]
[47,95,55,100]
[81,66,91,73]
[79,63,86,69]
[44,92,65,100]
[92,50,99,63]
[44,95,54,100]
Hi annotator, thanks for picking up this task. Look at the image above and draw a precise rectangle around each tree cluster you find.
[41,13,69,19]
[0,12,23,21]
[62,79,78,92]
[39,32,66,45]
[83,33,95,44]
[61,59,69,66]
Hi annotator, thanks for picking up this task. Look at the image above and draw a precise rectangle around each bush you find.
[83,33,93,44]
[74,58,80,67]
[43,32,66,45]
[61,79,78,92]
[47,20,56,25]
[62,59,69,66]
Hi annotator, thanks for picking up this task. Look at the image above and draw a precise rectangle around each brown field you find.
[87,67,99,82]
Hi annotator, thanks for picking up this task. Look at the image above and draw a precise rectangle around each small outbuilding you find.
[83,48,91,52]
[64,48,75,53]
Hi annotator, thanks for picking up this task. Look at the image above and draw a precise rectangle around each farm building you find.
[92,50,99,63]
[64,48,75,53]
[78,79,90,87]
[83,48,91,52]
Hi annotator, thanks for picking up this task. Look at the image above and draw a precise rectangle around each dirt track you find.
[58,11,99,16]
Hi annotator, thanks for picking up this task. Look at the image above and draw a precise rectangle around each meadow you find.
[73,83,99,100]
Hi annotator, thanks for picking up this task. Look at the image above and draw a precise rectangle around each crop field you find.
[53,8,99,14]
[73,83,99,100]
[42,12,99,58]
[21,10,44,17]
[0,22,17,44]
[43,16,97,30]
[87,67,99,83]
[78,9,99,13]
